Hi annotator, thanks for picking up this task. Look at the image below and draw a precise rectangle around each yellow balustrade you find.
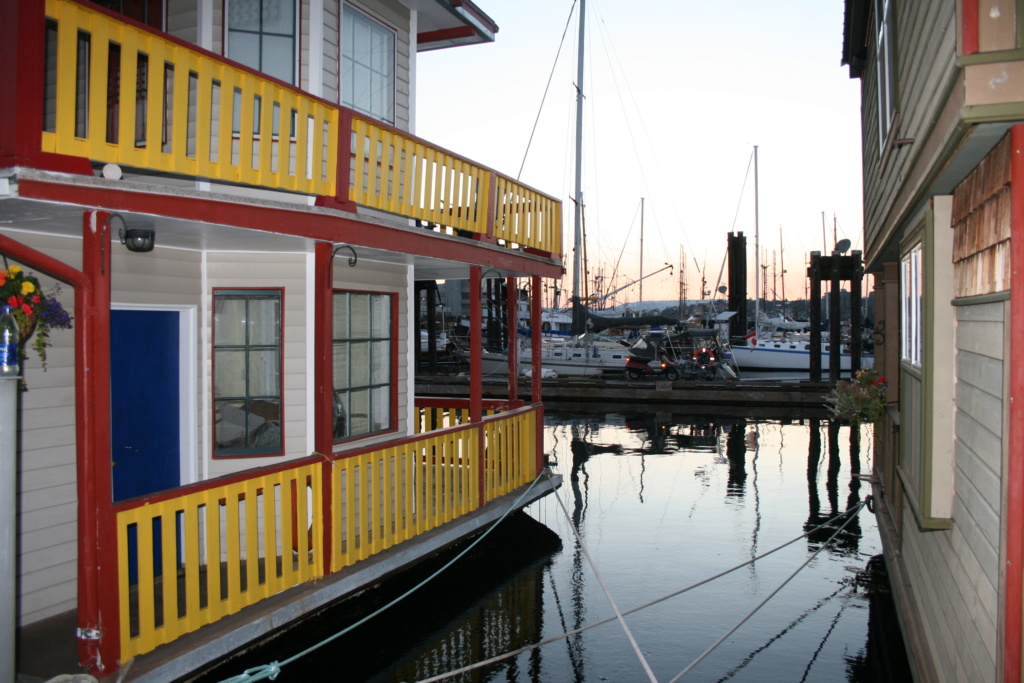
[329,428,478,573]
[350,116,491,236]
[483,410,538,501]
[493,175,562,255]
[115,462,322,660]
[42,0,337,195]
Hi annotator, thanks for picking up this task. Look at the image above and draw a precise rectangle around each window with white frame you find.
[333,291,394,440]
[874,0,896,151]
[901,243,922,368]
[213,289,283,456]
[342,5,395,123]
[227,0,296,84]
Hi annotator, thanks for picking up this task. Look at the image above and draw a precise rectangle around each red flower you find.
[20,304,32,316]
[32,295,40,304]
[6,295,19,308]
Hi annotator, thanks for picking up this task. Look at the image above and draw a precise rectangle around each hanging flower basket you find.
[0,265,73,376]
[825,369,888,424]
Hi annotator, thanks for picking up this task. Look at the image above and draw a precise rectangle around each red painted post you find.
[79,211,117,674]
[531,276,544,475]
[315,109,357,212]
[962,0,979,55]
[506,277,518,403]
[1004,124,1024,683]
[469,267,484,504]
[314,241,334,574]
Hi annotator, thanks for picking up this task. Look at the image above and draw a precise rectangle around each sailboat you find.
[728,148,873,373]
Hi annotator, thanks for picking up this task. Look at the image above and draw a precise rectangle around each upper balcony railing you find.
[15,0,561,257]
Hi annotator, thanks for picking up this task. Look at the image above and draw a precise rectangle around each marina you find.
[188,408,912,682]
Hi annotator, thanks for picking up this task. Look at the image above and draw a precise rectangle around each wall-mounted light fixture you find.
[119,227,155,253]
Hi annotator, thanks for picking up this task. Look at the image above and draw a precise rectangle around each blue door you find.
[111,309,181,501]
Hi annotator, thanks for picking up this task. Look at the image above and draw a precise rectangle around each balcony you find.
[3,0,562,259]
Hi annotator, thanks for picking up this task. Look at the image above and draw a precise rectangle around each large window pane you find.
[332,291,393,440]
[342,5,395,123]
[214,289,283,455]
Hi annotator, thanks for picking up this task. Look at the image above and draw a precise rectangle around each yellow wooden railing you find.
[42,0,338,195]
[483,409,537,499]
[351,116,491,236]
[112,405,542,661]
[329,428,479,573]
[115,462,322,660]
[493,175,561,254]
[36,0,562,256]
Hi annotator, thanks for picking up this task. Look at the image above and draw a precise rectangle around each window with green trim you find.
[333,291,393,440]
[214,289,283,456]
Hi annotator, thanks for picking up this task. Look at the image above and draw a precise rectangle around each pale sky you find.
[415,0,864,307]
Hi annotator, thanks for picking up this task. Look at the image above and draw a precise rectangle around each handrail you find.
[32,0,562,256]
[42,0,338,195]
[112,404,543,660]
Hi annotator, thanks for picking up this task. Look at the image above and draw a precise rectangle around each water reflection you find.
[196,410,910,683]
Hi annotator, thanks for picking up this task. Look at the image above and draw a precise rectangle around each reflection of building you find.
[842,3,1024,680]
[3,1,562,678]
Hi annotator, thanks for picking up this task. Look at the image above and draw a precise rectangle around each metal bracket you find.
[77,627,101,640]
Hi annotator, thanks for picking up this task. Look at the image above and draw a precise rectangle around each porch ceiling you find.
[0,170,560,282]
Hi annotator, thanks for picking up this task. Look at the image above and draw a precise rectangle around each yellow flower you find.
[21,281,35,295]
[8,266,21,276]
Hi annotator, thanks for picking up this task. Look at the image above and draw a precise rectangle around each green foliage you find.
[825,368,888,424]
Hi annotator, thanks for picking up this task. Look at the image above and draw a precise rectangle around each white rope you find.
[411,497,868,683]
[548,471,660,682]
[666,500,867,682]
[216,471,549,683]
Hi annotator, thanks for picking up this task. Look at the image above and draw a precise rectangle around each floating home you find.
[0,0,563,678]
[842,2,1024,681]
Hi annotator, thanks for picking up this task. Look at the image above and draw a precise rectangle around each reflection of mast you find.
[726,419,747,497]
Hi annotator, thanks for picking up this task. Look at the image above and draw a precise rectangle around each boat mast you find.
[639,197,644,312]
[753,145,760,330]
[572,0,586,304]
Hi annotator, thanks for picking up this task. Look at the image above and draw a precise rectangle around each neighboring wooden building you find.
[842,1,1024,681]
[0,0,563,678]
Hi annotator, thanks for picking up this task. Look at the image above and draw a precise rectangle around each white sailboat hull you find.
[476,344,629,378]
[730,341,873,372]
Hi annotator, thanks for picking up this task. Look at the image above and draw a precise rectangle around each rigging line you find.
[410,498,869,683]
[666,500,868,683]
[517,0,578,181]
[798,598,850,683]
[216,470,550,683]
[549,469,659,682]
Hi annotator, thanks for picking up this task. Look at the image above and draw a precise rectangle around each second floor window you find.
[901,243,922,369]
[342,5,395,123]
[333,291,394,441]
[228,0,296,84]
[874,0,896,151]
[214,289,283,456]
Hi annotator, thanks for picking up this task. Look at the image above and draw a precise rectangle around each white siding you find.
[322,0,341,103]
[166,0,199,44]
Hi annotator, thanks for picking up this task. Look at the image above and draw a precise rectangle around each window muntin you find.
[874,0,896,151]
[214,289,283,456]
[342,5,395,123]
[333,291,393,441]
[228,0,296,84]
[901,243,922,368]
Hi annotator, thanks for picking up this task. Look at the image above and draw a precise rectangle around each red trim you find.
[210,287,286,459]
[418,26,478,45]
[314,242,333,572]
[82,211,116,674]
[962,0,979,55]
[506,277,518,402]
[17,180,564,278]
[469,268,484,505]
[1004,124,1024,683]
[315,108,356,211]
[449,0,499,34]
[531,276,541,404]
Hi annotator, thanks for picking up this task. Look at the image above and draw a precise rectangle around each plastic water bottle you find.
[0,305,19,377]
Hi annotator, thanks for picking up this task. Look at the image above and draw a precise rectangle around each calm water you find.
[195,409,911,683]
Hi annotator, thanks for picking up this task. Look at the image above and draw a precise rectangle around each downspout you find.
[1004,124,1024,683]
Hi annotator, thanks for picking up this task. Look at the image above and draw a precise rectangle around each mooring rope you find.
[666,499,868,682]
[216,470,549,683]
[410,496,870,683]
[548,472,661,682]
